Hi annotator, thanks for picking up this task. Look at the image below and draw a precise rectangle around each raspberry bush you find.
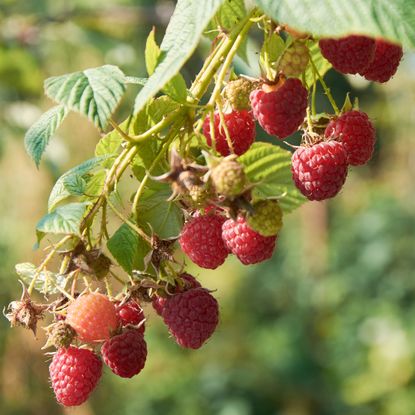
[4,0,413,407]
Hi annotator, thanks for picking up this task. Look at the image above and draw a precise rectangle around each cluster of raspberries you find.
[49,278,219,406]
[34,35,406,408]
[179,200,282,269]
[201,35,402,203]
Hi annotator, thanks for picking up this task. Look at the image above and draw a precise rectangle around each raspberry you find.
[115,300,145,334]
[211,158,246,197]
[48,321,76,348]
[222,217,277,265]
[49,346,102,406]
[291,141,348,201]
[250,79,308,139]
[360,39,403,83]
[319,35,376,74]
[162,288,219,349]
[179,213,229,269]
[279,40,310,76]
[246,200,283,236]
[101,329,147,378]
[66,293,119,342]
[325,110,375,165]
[223,78,259,110]
[152,273,201,316]
[202,110,256,156]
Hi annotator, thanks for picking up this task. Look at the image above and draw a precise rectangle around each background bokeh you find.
[1,1,415,414]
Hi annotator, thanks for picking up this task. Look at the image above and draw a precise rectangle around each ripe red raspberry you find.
[49,346,102,406]
[101,329,147,378]
[162,288,219,349]
[360,39,403,83]
[152,273,201,316]
[202,110,255,156]
[222,217,277,265]
[319,35,376,74]
[179,213,229,269]
[325,110,375,165]
[250,79,308,139]
[66,293,119,342]
[291,141,348,201]
[115,300,145,334]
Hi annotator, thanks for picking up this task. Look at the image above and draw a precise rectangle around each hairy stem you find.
[310,55,339,114]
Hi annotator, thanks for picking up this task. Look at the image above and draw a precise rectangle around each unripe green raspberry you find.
[187,184,211,206]
[279,41,310,77]
[211,159,246,197]
[49,321,76,348]
[247,200,283,236]
[223,78,259,110]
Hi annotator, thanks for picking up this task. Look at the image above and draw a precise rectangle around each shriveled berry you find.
[211,158,246,197]
[115,300,145,334]
[179,214,229,269]
[360,39,403,83]
[291,141,348,201]
[279,40,310,76]
[325,110,375,165]
[101,329,147,378]
[222,217,277,265]
[49,346,102,406]
[162,288,219,349]
[48,321,76,349]
[66,293,119,342]
[250,79,308,139]
[203,110,256,156]
[246,200,283,237]
[319,35,376,74]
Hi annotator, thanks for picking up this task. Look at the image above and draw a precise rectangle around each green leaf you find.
[15,263,67,295]
[95,123,124,167]
[44,65,126,130]
[24,104,68,167]
[84,170,107,197]
[238,142,306,213]
[206,0,248,61]
[144,28,188,103]
[134,0,225,114]
[48,156,109,212]
[259,32,286,79]
[132,96,179,174]
[37,202,90,238]
[107,224,150,274]
[304,40,332,87]
[145,28,160,75]
[254,0,415,49]
[136,187,183,239]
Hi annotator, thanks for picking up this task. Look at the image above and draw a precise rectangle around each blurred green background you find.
[1,1,415,414]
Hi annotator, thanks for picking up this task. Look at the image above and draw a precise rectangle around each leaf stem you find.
[131,118,184,220]
[106,196,152,245]
[309,55,339,114]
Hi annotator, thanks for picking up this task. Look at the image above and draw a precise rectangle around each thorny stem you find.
[310,54,339,114]
[207,18,253,108]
